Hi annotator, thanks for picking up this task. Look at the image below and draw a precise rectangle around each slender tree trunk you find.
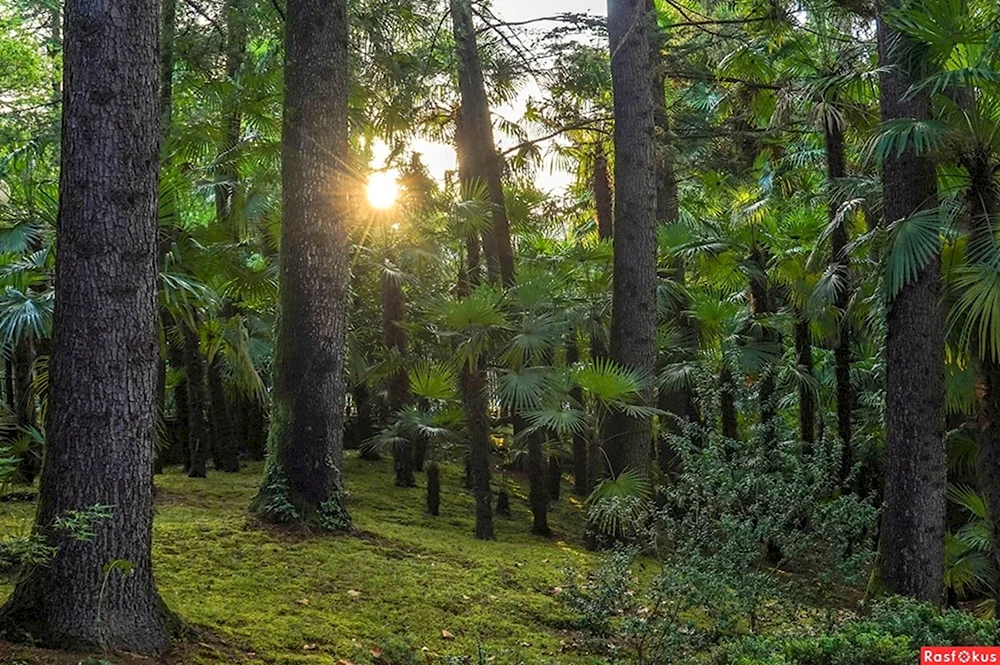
[747,245,779,449]
[208,358,239,472]
[0,0,169,644]
[382,258,415,488]
[601,0,657,478]
[525,414,550,535]
[876,11,946,605]
[548,455,561,501]
[567,340,589,495]
[4,355,13,416]
[964,150,1000,611]
[594,145,613,240]
[183,323,208,478]
[251,0,352,528]
[450,0,514,286]
[461,361,494,539]
[719,364,739,440]
[794,315,816,448]
[353,382,379,460]
[825,115,854,483]
[650,8,696,474]
[246,396,267,461]
[168,340,189,468]
[13,338,39,483]
[215,0,246,239]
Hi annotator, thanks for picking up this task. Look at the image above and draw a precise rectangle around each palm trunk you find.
[183,323,208,479]
[382,259,415,488]
[208,358,239,472]
[965,149,1000,611]
[13,338,39,483]
[594,145,613,240]
[794,315,816,449]
[876,10,946,604]
[825,115,854,484]
[748,245,779,449]
[720,364,739,440]
[567,340,589,495]
[601,0,657,478]
[461,360,494,540]
[353,382,379,460]
[0,0,169,643]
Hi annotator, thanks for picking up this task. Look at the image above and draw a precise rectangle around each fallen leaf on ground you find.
[347,589,361,597]
[296,598,310,606]
[302,644,318,651]
[441,630,455,640]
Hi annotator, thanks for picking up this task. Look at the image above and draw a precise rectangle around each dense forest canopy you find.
[1,0,1000,661]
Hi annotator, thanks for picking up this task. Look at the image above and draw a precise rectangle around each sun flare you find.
[366,171,400,210]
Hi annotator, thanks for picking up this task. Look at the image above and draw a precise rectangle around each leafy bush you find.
[716,598,998,665]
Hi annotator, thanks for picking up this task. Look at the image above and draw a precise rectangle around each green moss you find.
[0,454,597,664]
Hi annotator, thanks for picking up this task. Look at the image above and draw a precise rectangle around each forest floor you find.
[0,454,603,665]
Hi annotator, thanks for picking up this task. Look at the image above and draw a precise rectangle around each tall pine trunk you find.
[0,0,170,645]
[450,0,514,287]
[251,0,352,528]
[601,0,657,478]
[876,10,946,604]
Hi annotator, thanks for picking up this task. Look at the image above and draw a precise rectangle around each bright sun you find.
[366,171,399,210]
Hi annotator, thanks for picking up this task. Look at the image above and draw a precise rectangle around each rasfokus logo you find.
[922,647,1000,663]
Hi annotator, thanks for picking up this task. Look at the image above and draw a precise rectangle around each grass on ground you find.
[0,453,602,665]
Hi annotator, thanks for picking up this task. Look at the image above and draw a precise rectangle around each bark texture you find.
[601,0,657,477]
[251,0,351,527]
[0,0,169,646]
[877,13,946,605]
[450,0,514,286]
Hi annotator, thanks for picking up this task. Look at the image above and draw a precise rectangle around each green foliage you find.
[718,599,997,665]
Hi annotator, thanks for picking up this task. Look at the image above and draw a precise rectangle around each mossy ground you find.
[0,454,601,665]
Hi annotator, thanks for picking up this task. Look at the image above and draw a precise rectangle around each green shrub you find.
[716,599,998,665]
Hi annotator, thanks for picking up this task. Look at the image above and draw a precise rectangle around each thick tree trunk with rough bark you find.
[877,12,946,605]
[450,0,514,286]
[0,0,170,646]
[251,0,352,528]
[601,0,657,478]
[382,259,415,487]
